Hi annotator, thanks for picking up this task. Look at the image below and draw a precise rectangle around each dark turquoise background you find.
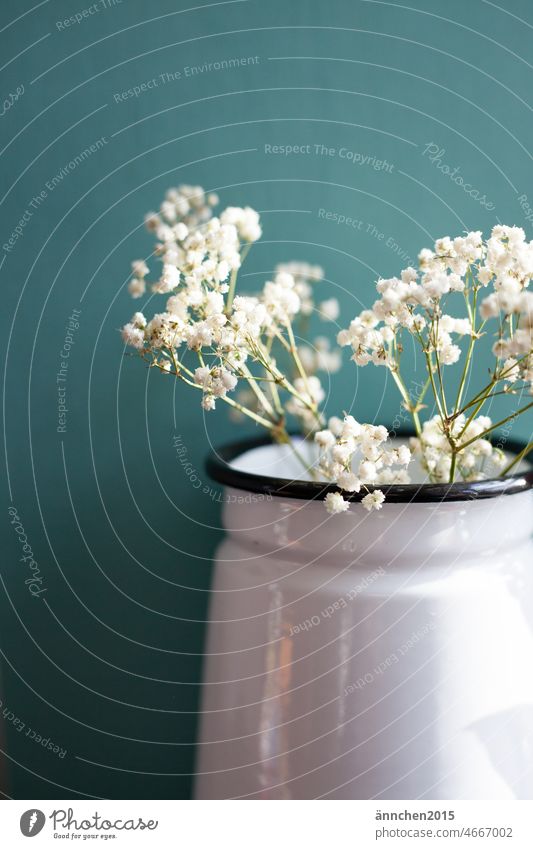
[1,0,532,799]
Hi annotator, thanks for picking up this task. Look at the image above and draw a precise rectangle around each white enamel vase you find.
[194,437,533,800]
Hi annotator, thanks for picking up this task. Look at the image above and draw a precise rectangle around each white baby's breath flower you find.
[325,492,350,515]
[144,211,160,231]
[153,264,180,294]
[220,206,262,242]
[359,460,378,483]
[328,416,343,436]
[318,298,340,322]
[262,272,301,322]
[315,429,336,448]
[362,490,386,511]
[174,222,189,242]
[439,343,461,366]
[131,259,149,278]
[313,416,411,513]
[298,337,342,375]
[132,312,146,328]
[125,188,532,500]
[342,415,363,439]
[194,366,211,388]
[121,323,144,349]
[337,471,361,492]
[128,278,146,298]
[502,357,519,383]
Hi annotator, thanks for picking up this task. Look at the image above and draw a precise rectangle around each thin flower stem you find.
[412,324,446,428]
[151,348,197,383]
[164,367,199,389]
[416,376,431,407]
[390,369,421,435]
[193,353,315,476]
[460,384,528,445]
[500,441,533,476]
[225,242,252,314]
[159,349,275,431]
[172,368,313,476]
[424,351,446,424]
[278,375,322,423]
[456,401,533,452]
[454,288,478,413]
[275,431,317,479]
[456,364,527,439]
[267,373,284,417]
[249,338,285,417]
[237,374,281,384]
[254,338,321,423]
[240,363,277,419]
[286,319,311,394]
[449,452,457,484]
[222,395,276,430]
[452,382,495,420]
[197,350,274,420]
[457,391,493,438]
[225,269,239,314]
[453,353,532,426]
[271,328,292,354]
[433,316,449,419]
[149,355,199,389]
[435,351,448,418]
[187,342,317,476]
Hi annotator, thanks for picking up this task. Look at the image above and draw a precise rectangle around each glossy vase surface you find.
[195,440,533,799]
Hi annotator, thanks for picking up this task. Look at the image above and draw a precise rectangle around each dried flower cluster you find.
[315,417,411,513]
[338,224,533,486]
[122,187,533,514]
[122,186,366,510]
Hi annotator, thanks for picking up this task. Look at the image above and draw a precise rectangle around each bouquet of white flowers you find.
[122,185,533,513]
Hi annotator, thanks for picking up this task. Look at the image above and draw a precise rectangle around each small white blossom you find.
[121,323,144,349]
[262,272,301,322]
[502,357,519,383]
[362,490,385,511]
[220,206,262,242]
[315,429,336,448]
[298,337,342,375]
[318,298,340,322]
[124,189,531,502]
[325,492,350,514]
[131,259,149,278]
[337,471,361,492]
[128,278,146,298]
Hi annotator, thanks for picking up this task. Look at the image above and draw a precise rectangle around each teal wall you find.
[1,0,532,799]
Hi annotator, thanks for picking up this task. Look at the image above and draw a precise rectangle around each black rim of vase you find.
[205,430,533,504]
